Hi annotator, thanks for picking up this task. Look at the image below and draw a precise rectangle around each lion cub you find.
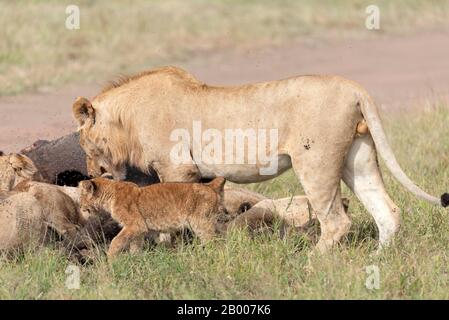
[0,151,43,192]
[79,177,226,259]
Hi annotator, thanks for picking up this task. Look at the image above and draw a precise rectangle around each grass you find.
[1,0,449,95]
[0,105,448,299]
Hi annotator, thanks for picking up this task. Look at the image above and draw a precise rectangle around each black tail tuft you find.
[441,193,449,208]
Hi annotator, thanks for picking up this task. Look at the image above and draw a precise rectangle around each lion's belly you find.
[196,154,292,183]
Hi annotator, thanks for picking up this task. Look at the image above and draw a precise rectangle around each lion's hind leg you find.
[343,135,401,247]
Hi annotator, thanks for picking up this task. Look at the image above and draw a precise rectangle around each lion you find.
[12,180,118,250]
[0,182,87,252]
[0,192,48,251]
[229,196,317,232]
[72,66,449,252]
[78,175,268,248]
[0,154,89,253]
[79,176,226,259]
[224,196,350,239]
[0,152,43,192]
[74,182,269,249]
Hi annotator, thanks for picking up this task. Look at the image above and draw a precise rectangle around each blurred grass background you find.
[1,0,449,95]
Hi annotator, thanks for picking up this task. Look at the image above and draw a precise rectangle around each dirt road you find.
[1,30,448,153]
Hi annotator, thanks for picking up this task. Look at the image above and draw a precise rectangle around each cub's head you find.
[78,177,121,215]
[72,97,128,180]
[0,152,43,192]
[79,178,104,212]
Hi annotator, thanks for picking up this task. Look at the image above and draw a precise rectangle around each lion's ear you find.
[80,180,97,195]
[0,150,4,156]
[8,153,39,178]
[73,96,95,127]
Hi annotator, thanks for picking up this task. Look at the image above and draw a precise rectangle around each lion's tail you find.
[358,92,449,208]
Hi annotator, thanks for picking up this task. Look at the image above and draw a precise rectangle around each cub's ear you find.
[8,153,39,178]
[206,176,226,194]
[79,180,97,195]
[72,96,95,127]
[0,151,4,156]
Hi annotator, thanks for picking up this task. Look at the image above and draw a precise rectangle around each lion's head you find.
[0,152,43,192]
[71,68,194,183]
[72,97,134,180]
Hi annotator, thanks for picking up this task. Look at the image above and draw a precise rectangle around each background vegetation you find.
[1,0,449,95]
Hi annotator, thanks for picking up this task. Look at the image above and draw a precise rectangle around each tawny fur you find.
[77,185,269,249]
[226,196,349,234]
[0,183,86,252]
[0,152,43,192]
[79,177,226,259]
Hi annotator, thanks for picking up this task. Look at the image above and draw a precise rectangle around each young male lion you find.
[79,176,226,259]
[73,66,448,252]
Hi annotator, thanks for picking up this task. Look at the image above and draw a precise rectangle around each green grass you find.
[1,106,448,299]
[1,0,449,95]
